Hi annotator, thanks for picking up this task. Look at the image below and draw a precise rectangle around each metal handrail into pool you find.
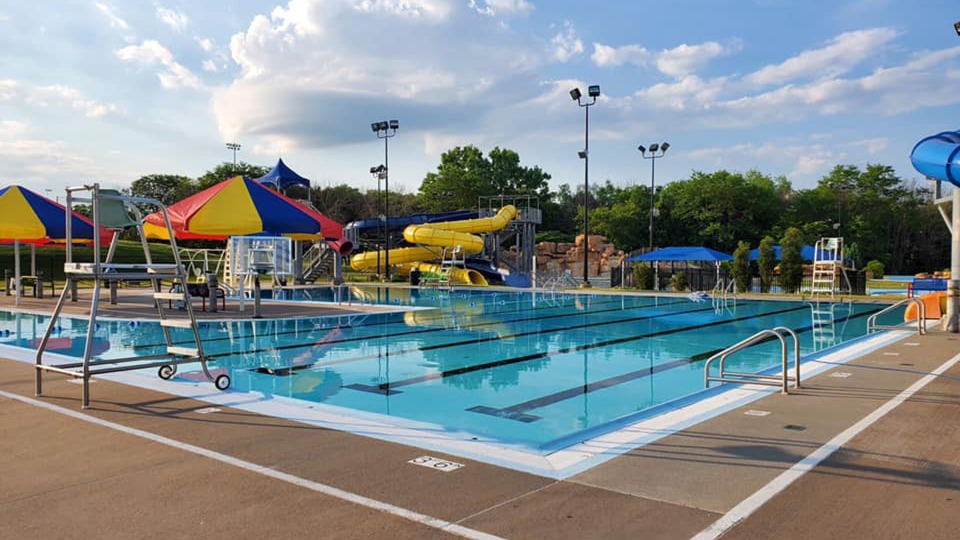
[866,297,925,335]
[704,326,801,394]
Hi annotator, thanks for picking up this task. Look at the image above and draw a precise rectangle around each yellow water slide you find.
[350,205,517,285]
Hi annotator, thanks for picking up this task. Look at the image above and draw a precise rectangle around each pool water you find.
[0,288,903,450]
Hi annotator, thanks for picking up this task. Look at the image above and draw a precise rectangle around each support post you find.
[945,188,960,332]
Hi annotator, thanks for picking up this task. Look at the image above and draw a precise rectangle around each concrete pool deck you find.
[1,299,958,539]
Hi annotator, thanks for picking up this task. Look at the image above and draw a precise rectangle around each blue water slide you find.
[910,130,960,187]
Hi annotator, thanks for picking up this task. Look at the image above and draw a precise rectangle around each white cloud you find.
[0,139,104,183]
[196,37,214,52]
[214,0,543,146]
[657,41,738,77]
[592,40,739,77]
[745,28,898,87]
[591,43,650,67]
[116,40,204,90]
[0,120,28,137]
[23,84,120,118]
[469,0,534,16]
[0,79,18,100]
[551,21,583,63]
[95,2,129,30]
[351,0,453,20]
[156,5,189,32]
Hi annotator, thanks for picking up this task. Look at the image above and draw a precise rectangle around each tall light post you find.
[370,164,386,279]
[371,120,398,281]
[637,142,669,251]
[225,142,241,175]
[571,85,600,287]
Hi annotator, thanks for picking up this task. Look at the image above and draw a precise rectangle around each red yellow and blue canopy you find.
[0,185,112,245]
[143,176,350,253]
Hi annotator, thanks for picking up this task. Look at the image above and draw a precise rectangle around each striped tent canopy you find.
[0,185,112,245]
[143,176,350,254]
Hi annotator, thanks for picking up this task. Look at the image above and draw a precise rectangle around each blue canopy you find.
[748,245,816,261]
[628,246,733,262]
[255,158,310,190]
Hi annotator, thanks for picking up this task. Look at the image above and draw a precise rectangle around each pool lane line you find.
[467,306,886,422]
[240,301,729,378]
[345,304,811,395]
[691,349,960,540]
[184,298,701,368]
[0,388,506,540]
[122,293,681,353]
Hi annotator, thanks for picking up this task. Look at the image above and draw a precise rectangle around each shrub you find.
[780,227,805,293]
[670,271,688,292]
[864,260,884,279]
[757,236,776,293]
[732,241,752,293]
[632,263,653,290]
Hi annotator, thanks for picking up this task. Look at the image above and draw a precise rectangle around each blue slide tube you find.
[910,130,960,187]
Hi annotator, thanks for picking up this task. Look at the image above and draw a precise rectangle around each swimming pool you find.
[0,288,906,453]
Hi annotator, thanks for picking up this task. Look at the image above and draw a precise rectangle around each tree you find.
[129,174,197,206]
[732,241,751,293]
[311,184,368,225]
[417,146,551,212]
[780,227,805,293]
[658,170,784,252]
[588,182,650,251]
[196,162,270,190]
[757,236,776,293]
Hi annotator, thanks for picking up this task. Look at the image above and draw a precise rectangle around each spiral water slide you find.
[350,205,517,286]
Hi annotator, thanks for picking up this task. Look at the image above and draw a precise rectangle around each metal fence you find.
[616,262,867,295]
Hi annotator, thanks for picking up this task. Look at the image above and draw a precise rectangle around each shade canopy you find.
[0,185,112,245]
[748,245,816,261]
[628,246,733,263]
[254,158,310,190]
[143,177,347,249]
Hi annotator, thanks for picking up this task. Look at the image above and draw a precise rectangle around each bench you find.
[907,278,948,297]
[168,283,226,311]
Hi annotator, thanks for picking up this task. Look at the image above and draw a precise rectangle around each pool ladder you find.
[866,297,927,336]
[704,326,800,394]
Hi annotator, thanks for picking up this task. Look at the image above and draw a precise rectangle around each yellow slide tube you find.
[350,206,517,284]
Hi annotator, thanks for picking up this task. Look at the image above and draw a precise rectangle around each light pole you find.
[370,164,386,279]
[226,142,241,175]
[571,85,600,287]
[637,142,669,251]
[371,120,398,281]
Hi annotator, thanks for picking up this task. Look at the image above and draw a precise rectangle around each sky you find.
[2,0,960,200]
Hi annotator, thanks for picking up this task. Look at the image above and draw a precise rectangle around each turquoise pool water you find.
[0,289,903,449]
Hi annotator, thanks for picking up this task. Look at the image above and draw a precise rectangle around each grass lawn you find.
[0,240,176,281]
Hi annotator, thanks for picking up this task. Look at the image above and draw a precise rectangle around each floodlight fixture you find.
[588,85,600,97]
[955,20,960,35]
[570,88,582,101]
[649,143,659,153]
[578,150,587,159]
[637,145,646,153]
[370,119,399,280]
[661,142,670,153]
[389,119,399,130]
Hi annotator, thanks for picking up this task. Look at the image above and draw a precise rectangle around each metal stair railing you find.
[866,297,926,335]
[704,326,801,394]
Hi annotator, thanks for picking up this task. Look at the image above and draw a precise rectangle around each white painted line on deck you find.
[0,389,505,540]
[691,350,960,540]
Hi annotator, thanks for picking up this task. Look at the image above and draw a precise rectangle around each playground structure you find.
[910,130,960,332]
[347,195,540,287]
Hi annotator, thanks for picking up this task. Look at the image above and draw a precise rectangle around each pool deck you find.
[1,292,959,539]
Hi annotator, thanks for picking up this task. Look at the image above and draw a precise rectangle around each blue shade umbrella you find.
[747,245,816,261]
[627,246,733,287]
[627,246,733,263]
[254,158,311,190]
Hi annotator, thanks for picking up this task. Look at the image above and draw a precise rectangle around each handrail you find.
[704,326,801,394]
[866,297,926,335]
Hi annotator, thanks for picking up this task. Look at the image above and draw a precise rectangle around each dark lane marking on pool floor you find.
[466,306,884,422]
[345,304,810,395]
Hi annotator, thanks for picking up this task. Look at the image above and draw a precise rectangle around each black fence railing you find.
[616,263,867,295]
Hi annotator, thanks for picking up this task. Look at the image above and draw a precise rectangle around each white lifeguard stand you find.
[811,237,852,298]
[228,236,293,316]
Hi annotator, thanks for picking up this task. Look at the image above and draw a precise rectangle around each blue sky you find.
[2,0,959,199]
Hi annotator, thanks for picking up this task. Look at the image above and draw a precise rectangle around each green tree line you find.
[128,147,950,275]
